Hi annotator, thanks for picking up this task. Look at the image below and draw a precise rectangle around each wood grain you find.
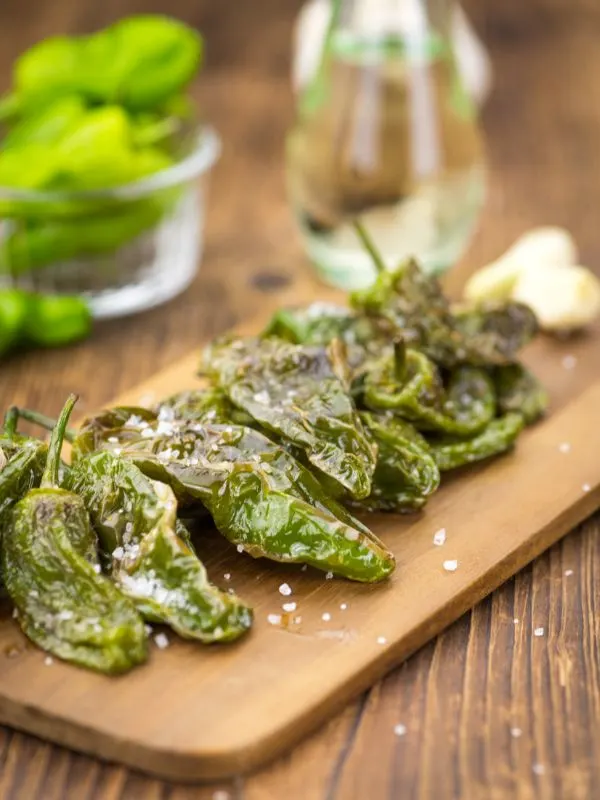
[0,0,598,796]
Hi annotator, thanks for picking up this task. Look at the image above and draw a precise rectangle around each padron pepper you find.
[357,411,440,512]
[3,395,148,673]
[492,363,549,425]
[0,408,48,529]
[429,413,525,472]
[66,450,252,642]
[156,387,255,427]
[203,336,376,499]
[364,342,496,436]
[66,406,395,583]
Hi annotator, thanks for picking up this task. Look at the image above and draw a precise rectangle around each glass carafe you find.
[286,0,487,289]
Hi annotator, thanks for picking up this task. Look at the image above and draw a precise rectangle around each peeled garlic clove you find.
[464,258,524,302]
[512,264,600,331]
[501,226,578,269]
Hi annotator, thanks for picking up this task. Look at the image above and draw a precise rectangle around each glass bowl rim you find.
[0,125,221,204]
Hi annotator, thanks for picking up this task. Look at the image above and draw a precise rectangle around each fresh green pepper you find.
[64,407,395,583]
[0,290,29,355]
[203,336,377,499]
[492,363,548,425]
[66,450,252,642]
[23,292,92,348]
[1,96,88,150]
[2,396,148,673]
[364,342,496,435]
[10,16,202,113]
[429,413,525,471]
[357,411,440,512]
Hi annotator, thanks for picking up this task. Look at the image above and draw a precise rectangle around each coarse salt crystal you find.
[93,564,102,574]
[510,727,523,738]
[112,546,124,560]
[345,529,359,541]
[325,572,333,580]
[340,603,348,611]
[558,442,571,453]
[267,613,282,626]
[433,528,447,546]
[377,636,387,645]
[11,608,18,619]
[293,615,302,624]
[562,354,577,370]
[564,569,574,577]
[582,483,591,492]
[237,544,244,553]
[534,627,545,637]
[107,436,119,443]
[301,565,308,571]
[322,612,331,622]
[44,656,54,666]
[154,633,169,649]
[533,763,545,776]
[513,618,519,625]
[443,559,458,572]
[282,602,297,613]
[144,624,153,635]
[279,583,292,596]
[212,792,231,800]
[393,723,407,736]
[223,573,231,581]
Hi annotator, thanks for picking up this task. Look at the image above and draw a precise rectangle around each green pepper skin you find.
[203,337,376,500]
[492,363,548,425]
[357,412,440,512]
[11,16,202,112]
[351,259,537,367]
[0,290,29,355]
[157,388,255,427]
[2,397,148,673]
[23,293,92,348]
[72,409,395,583]
[67,451,253,642]
[364,346,496,436]
[429,413,525,472]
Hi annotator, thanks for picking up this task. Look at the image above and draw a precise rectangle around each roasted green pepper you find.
[429,413,525,471]
[67,451,252,642]
[203,337,376,499]
[67,407,395,583]
[492,363,548,424]
[3,395,148,673]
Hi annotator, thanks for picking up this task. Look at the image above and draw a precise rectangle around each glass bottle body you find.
[287,0,486,288]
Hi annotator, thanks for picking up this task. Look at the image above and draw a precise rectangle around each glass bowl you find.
[0,127,221,319]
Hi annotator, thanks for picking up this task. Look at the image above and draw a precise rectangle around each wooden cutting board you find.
[0,315,598,782]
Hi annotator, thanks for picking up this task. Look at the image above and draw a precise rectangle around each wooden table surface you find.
[0,0,599,797]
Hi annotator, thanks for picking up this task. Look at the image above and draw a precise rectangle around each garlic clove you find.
[501,226,579,269]
[464,258,524,302]
[512,264,600,331]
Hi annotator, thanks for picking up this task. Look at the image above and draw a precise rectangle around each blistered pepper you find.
[429,413,525,472]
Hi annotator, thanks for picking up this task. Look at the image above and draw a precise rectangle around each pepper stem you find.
[3,407,18,438]
[41,395,78,489]
[393,339,407,382]
[14,408,76,443]
[353,220,387,275]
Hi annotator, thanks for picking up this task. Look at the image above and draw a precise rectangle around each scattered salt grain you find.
[562,354,577,370]
[112,546,124,561]
[282,602,297,613]
[279,583,292,596]
[253,390,270,404]
[44,656,54,666]
[144,624,153,635]
[340,603,348,611]
[564,569,574,577]
[534,627,545,637]
[294,615,302,624]
[513,618,519,625]
[93,564,102,574]
[322,612,331,622]
[237,544,244,553]
[107,436,119,443]
[433,528,447,546]
[533,763,546,776]
[443,559,458,572]
[154,633,169,650]
[56,610,73,621]
[393,723,407,737]
[141,427,156,439]
[377,636,387,645]
[267,614,282,626]
[325,572,333,580]
[213,791,230,800]
[223,573,231,581]
[11,608,18,619]
[558,442,571,454]
[582,483,591,493]
[301,565,308,571]
[510,727,523,738]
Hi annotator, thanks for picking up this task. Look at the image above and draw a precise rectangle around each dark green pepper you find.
[2,396,148,673]
[492,363,548,425]
[429,413,525,471]
[68,407,395,583]
[203,336,376,499]
[66,451,253,642]
[156,387,255,427]
[0,408,48,526]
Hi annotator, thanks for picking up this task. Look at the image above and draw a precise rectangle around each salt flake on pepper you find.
[393,723,407,736]
[279,583,292,596]
[534,627,545,637]
[443,559,458,572]
[433,528,447,546]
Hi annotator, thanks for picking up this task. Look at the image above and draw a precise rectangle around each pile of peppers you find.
[0,16,203,275]
[2,228,548,674]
